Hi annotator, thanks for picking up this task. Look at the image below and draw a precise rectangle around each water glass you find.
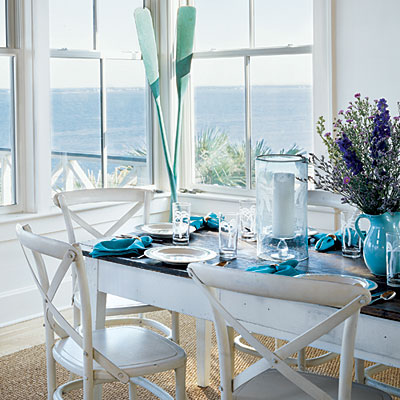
[239,199,256,241]
[172,202,191,246]
[341,210,361,258]
[219,212,239,260]
[386,233,400,287]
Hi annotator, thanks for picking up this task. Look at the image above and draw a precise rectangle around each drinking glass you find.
[172,202,191,246]
[341,210,361,258]
[239,199,256,241]
[386,232,400,287]
[219,212,239,260]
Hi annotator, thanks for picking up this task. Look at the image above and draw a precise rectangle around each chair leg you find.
[73,304,81,328]
[227,326,235,374]
[83,379,94,400]
[355,358,365,383]
[171,311,180,344]
[297,348,307,371]
[45,321,56,400]
[175,364,186,400]
[129,381,138,400]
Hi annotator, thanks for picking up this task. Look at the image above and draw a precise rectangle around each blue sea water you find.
[0,85,312,174]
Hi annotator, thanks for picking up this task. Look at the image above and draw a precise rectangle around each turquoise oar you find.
[173,6,196,179]
[134,7,177,204]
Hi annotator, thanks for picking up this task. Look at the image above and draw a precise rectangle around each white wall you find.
[335,0,400,114]
[0,196,170,327]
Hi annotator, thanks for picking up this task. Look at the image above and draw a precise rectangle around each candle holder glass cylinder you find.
[256,154,308,261]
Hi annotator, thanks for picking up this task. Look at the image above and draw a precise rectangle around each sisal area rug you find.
[0,311,399,399]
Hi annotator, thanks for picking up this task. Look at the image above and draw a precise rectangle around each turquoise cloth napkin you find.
[90,236,153,258]
[313,229,360,252]
[190,212,219,230]
[246,259,299,276]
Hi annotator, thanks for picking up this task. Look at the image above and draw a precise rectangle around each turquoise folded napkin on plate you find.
[313,229,360,252]
[190,212,219,230]
[246,259,299,276]
[90,236,153,258]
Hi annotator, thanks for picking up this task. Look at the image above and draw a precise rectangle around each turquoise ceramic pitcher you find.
[355,212,399,276]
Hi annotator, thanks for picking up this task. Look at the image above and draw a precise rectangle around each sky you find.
[0,0,313,89]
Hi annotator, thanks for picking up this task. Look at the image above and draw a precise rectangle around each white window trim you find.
[178,0,333,198]
[0,0,334,218]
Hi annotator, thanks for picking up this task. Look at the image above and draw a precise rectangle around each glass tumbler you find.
[219,212,240,260]
[172,202,191,246]
[341,209,361,258]
[386,232,400,287]
[239,199,256,241]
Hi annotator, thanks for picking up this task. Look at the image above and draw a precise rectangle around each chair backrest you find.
[53,187,154,243]
[188,263,371,400]
[16,224,131,385]
[308,190,355,230]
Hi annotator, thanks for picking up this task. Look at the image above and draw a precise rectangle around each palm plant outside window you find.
[191,0,313,191]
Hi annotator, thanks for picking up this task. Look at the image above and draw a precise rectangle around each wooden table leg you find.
[86,258,107,399]
[196,318,212,387]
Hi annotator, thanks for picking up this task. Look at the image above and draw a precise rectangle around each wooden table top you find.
[83,228,400,322]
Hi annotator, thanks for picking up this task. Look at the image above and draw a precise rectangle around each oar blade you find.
[176,6,196,96]
[134,7,160,97]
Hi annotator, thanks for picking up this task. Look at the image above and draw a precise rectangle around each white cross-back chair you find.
[188,263,392,400]
[234,190,356,369]
[17,224,186,400]
[53,187,179,342]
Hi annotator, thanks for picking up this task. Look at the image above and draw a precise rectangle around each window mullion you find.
[194,45,312,59]
[9,56,17,204]
[245,55,251,190]
[249,0,254,48]
[6,0,19,48]
[100,58,107,187]
[93,0,98,50]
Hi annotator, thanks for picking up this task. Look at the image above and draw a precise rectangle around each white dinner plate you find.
[295,273,377,291]
[140,223,196,238]
[144,246,217,264]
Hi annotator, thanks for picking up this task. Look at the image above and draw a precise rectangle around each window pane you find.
[195,0,249,51]
[98,0,142,52]
[250,54,313,187]
[49,0,93,50]
[51,59,101,192]
[105,60,149,187]
[255,0,313,47]
[193,58,246,188]
[0,57,16,205]
[0,0,6,47]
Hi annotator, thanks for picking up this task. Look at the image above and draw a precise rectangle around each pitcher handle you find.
[355,214,368,242]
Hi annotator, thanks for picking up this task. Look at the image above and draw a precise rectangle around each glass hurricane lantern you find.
[256,154,308,261]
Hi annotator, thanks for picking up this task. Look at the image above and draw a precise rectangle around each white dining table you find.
[84,251,400,397]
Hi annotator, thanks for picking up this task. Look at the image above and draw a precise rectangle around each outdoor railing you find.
[0,147,147,204]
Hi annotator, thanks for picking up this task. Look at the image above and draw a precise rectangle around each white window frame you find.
[0,0,333,217]
[178,0,333,198]
[0,0,26,214]
[49,0,153,192]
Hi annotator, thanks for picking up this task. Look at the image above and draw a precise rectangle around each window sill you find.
[0,192,171,242]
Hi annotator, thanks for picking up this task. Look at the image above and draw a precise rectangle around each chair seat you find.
[53,326,186,380]
[234,369,392,400]
[75,293,162,315]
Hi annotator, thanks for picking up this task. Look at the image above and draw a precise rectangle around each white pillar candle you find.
[272,172,295,238]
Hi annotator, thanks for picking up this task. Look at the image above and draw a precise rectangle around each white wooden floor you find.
[0,308,73,357]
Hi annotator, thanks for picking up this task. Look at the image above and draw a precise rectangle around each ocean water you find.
[0,85,312,174]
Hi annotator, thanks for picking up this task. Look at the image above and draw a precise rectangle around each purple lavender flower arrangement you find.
[310,94,400,215]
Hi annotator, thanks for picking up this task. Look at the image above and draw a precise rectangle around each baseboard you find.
[0,280,72,328]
